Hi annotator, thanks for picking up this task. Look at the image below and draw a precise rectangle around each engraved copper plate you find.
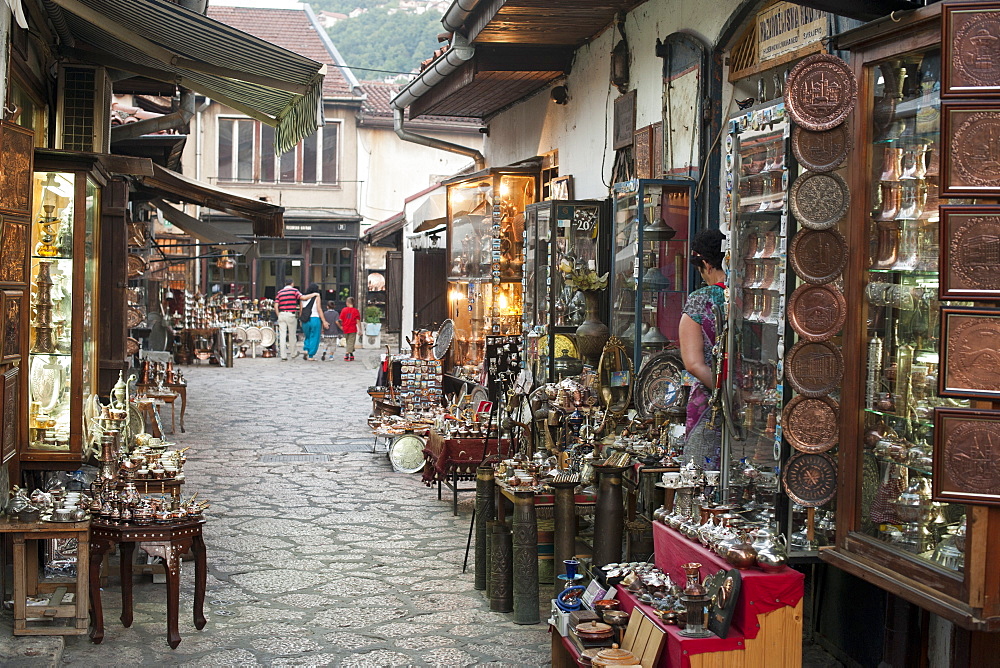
[789,228,848,284]
[785,340,844,398]
[944,4,1000,98]
[940,307,1000,399]
[933,408,1000,505]
[942,103,1000,197]
[126,306,145,329]
[126,253,147,278]
[0,218,27,283]
[1,290,20,362]
[789,171,850,230]
[788,283,847,341]
[0,122,34,215]
[791,125,852,172]
[782,451,838,507]
[784,53,857,131]
[940,205,1000,300]
[783,395,839,454]
[2,367,17,463]
[126,337,140,356]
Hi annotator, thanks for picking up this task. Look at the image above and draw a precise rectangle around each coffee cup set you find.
[42,491,89,523]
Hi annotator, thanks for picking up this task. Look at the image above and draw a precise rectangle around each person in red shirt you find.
[337,297,361,361]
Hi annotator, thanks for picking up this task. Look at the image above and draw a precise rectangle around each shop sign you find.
[757,2,828,63]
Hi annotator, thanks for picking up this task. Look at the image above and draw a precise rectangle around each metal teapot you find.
[751,528,787,572]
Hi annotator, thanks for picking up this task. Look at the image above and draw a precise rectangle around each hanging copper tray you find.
[791,124,852,172]
[782,451,838,507]
[789,171,850,230]
[126,306,145,329]
[783,395,840,454]
[635,351,686,418]
[788,283,846,341]
[789,228,848,284]
[784,53,857,131]
[126,253,147,278]
[785,340,844,398]
[126,337,140,356]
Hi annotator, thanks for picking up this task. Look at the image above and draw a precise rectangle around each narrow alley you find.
[55,358,549,666]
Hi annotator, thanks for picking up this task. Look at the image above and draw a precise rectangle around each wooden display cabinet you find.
[824,3,1000,631]
[20,150,109,466]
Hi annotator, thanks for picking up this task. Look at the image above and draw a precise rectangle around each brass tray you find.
[126,253,147,278]
[782,451,838,508]
[782,395,839,454]
[789,171,850,230]
[791,124,851,172]
[634,351,686,418]
[788,283,846,341]
[789,228,848,284]
[784,53,857,131]
[785,340,843,398]
[126,306,145,329]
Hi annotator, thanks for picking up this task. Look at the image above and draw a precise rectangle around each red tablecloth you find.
[420,432,511,485]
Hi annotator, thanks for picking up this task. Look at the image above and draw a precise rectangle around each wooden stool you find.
[0,517,90,636]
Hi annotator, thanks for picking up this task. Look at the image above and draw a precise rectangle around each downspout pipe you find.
[390,33,485,169]
[110,89,195,143]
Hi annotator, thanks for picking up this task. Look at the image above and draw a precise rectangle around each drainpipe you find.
[390,33,484,169]
[441,0,485,34]
[110,90,195,142]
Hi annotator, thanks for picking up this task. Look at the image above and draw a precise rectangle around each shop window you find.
[218,117,340,185]
[309,246,353,299]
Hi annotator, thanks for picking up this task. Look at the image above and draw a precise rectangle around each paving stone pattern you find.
[54,356,551,666]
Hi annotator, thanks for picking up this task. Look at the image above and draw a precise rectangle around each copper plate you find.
[782,451,838,507]
[789,171,850,230]
[789,228,848,284]
[940,307,1000,399]
[126,337,140,356]
[126,306,144,329]
[785,340,844,398]
[791,125,852,172]
[788,283,847,341]
[943,4,1000,98]
[942,103,1000,197]
[783,395,839,454]
[940,205,1000,299]
[933,408,1000,505]
[126,253,147,278]
[784,53,857,131]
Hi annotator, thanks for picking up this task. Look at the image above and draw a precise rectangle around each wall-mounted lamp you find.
[551,85,569,105]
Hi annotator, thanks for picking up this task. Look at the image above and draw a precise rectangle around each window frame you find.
[217,116,341,186]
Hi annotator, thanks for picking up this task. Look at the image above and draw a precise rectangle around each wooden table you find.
[0,517,90,636]
[138,384,187,433]
[89,518,207,649]
[421,432,512,515]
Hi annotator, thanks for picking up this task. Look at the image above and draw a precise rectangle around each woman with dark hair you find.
[299,283,328,361]
[678,229,727,468]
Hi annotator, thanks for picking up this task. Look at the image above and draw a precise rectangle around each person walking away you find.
[299,284,328,361]
[338,297,361,361]
[274,279,301,361]
[321,301,340,360]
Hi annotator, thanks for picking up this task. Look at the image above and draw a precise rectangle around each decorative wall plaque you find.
[791,124,852,172]
[634,125,652,180]
[784,53,857,131]
[788,283,846,341]
[0,217,28,283]
[785,340,844,398]
[789,171,850,230]
[940,205,1000,300]
[613,90,637,150]
[933,408,1000,505]
[1,290,21,362]
[782,451,838,507]
[943,3,1000,98]
[0,121,34,215]
[789,228,848,284]
[1,367,16,464]
[941,102,1000,196]
[940,306,1000,399]
[783,395,839,454]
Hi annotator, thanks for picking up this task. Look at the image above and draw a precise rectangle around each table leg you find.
[512,490,539,624]
[119,542,135,628]
[192,533,207,630]
[12,535,25,635]
[89,541,109,644]
[452,470,459,516]
[177,388,186,433]
[163,545,181,649]
[437,478,442,501]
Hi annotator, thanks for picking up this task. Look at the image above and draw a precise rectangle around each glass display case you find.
[22,151,107,464]
[610,180,693,370]
[446,169,536,380]
[522,200,607,384]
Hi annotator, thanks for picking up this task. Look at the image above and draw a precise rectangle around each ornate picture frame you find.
[940,205,1000,300]
[939,306,1000,399]
[943,3,1000,98]
[940,102,1000,197]
[933,407,1000,505]
[1,290,21,362]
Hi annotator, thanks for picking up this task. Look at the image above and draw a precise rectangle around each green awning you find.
[50,0,325,153]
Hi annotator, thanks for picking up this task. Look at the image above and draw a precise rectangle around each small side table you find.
[89,518,206,649]
[0,517,90,636]
[137,384,187,433]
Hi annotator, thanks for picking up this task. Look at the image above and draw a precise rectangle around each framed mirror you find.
[597,336,634,420]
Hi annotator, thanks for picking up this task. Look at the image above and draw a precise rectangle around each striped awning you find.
[50,0,326,153]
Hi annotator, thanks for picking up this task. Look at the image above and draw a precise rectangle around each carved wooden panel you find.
[1,290,21,362]
[0,216,28,284]
[2,366,17,463]
[0,121,34,215]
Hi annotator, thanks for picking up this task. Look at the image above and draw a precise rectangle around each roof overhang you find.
[136,164,284,237]
[411,191,447,233]
[363,212,405,245]
[48,0,326,152]
[457,0,647,45]
[111,134,187,172]
[153,198,258,260]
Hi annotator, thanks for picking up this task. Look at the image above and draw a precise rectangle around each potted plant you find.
[365,306,383,337]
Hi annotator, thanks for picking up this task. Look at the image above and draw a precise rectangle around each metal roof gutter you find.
[441,0,485,34]
[390,33,484,169]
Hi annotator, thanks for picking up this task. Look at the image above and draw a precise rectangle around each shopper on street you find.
[321,301,341,360]
[274,279,301,361]
[338,297,361,361]
[299,284,328,361]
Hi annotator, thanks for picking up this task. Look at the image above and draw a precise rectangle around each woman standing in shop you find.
[678,229,727,469]
[299,283,329,361]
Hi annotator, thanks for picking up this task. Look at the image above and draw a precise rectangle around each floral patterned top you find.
[682,283,726,431]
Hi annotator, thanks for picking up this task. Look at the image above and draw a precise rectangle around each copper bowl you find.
[602,610,630,626]
[593,599,620,613]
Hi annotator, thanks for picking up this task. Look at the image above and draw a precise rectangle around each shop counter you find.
[421,431,511,514]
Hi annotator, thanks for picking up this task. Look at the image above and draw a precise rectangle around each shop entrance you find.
[258,257,302,299]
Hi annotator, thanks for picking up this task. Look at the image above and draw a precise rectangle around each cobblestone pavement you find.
[54,355,550,666]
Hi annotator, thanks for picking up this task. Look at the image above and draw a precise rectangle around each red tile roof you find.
[359,80,480,127]
[207,6,357,98]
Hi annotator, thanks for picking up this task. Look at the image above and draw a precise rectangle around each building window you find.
[218,118,339,185]
[310,245,353,300]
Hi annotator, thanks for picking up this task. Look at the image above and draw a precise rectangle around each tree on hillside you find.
[322,5,444,78]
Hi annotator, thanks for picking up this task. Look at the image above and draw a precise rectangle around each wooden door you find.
[385,250,402,333]
[413,248,446,331]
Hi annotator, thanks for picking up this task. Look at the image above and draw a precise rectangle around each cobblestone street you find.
[41,356,549,666]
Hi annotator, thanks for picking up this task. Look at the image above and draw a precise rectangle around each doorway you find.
[258,258,302,299]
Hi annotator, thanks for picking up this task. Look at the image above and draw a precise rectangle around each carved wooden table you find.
[137,383,187,433]
[89,518,206,648]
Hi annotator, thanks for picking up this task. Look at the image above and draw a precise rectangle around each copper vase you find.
[879,146,903,182]
[875,182,901,222]
[873,221,901,270]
